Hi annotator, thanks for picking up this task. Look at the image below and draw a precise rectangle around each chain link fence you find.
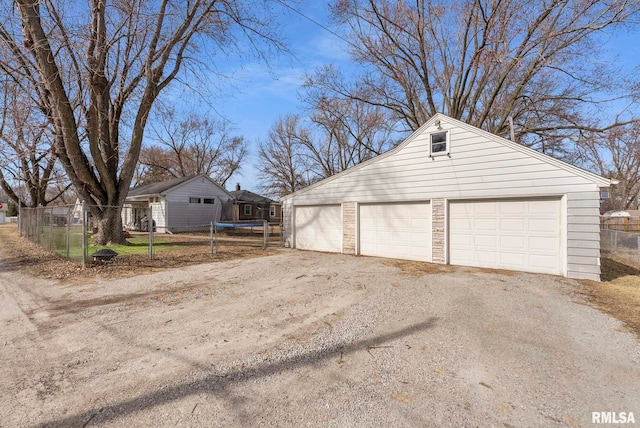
[600,228,640,269]
[19,204,281,267]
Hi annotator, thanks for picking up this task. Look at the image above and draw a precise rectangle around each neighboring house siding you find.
[166,201,221,230]
[164,177,231,203]
[163,177,229,230]
[150,201,166,231]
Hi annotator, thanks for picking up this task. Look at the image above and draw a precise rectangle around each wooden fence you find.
[600,216,640,233]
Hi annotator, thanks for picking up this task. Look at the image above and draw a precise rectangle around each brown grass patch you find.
[462,267,518,276]
[578,258,640,338]
[0,223,279,283]
[382,259,454,275]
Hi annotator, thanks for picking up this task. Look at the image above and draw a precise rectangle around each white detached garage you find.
[281,114,614,281]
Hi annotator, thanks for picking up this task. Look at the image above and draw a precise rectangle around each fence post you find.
[66,209,71,258]
[263,220,268,249]
[148,206,153,260]
[48,208,53,251]
[210,221,214,254]
[82,202,87,269]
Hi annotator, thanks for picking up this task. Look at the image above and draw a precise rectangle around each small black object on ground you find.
[91,248,118,262]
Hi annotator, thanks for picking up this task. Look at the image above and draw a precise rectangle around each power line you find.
[273,0,354,47]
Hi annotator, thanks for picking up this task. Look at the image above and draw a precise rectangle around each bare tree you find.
[0,78,69,208]
[0,0,285,244]
[257,115,311,198]
[303,84,397,177]
[575,123,640,211]
[136,107,247,187]
[314,0,640,151]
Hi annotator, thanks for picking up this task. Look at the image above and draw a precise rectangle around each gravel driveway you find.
[1,250,638,427]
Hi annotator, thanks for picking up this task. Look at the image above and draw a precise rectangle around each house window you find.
[189,197,201,204]
[270,205,276,217]
[243,204,252,216]
[430,131,449,156]
[203,198,215,204]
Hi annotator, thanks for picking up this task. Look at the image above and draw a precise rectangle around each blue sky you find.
[211,1,349,192]
[187,1,640,193]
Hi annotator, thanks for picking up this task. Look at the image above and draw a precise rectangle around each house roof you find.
[127,174,233,199]
[128,175,196,197]
[281,113,615,201]
[230,189,278,205]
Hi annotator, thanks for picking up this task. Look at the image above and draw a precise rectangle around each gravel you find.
[1,250,638,427]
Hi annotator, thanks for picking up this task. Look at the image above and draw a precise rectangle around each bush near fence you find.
[19,204,281,266]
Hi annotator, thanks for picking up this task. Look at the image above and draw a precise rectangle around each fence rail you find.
[19,204,281,267]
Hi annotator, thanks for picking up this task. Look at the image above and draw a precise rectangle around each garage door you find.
[360,202,431,262]
[449,199,561,274]
[295,205,342,253]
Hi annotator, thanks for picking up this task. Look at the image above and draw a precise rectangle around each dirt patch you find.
[579,258,640,337]
[0,224,279,283]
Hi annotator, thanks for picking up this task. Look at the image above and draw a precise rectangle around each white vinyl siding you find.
[566,191,601,276]
[150,201,166,231]
[283,125,599,206]
[294,205,342,253]
[162,177,230,230]
[449,199,561,275]
[359,202,431,262]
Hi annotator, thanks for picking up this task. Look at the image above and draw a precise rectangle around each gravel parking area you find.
[1,250,638,427]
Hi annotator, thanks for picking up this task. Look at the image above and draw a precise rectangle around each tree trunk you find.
[91,205,127,245]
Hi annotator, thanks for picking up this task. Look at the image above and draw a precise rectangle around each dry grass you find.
[382,259,454,275]
[0,223,279,283]
[579,258,640,338]
[463,267,518,276]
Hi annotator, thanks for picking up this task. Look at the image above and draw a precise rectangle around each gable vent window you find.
[189,197,201,204]
[430,131,449,156]
[203,198,215,204]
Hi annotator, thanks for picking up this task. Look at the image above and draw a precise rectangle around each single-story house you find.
[230,184,282,223]
[281,113,615,281]
[124,174,234,232]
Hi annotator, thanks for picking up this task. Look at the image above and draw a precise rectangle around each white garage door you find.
[360,202,431,262]
[449,199,561,274]
[295,205,342,253]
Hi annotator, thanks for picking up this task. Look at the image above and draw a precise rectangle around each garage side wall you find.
[567,191,601,280]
